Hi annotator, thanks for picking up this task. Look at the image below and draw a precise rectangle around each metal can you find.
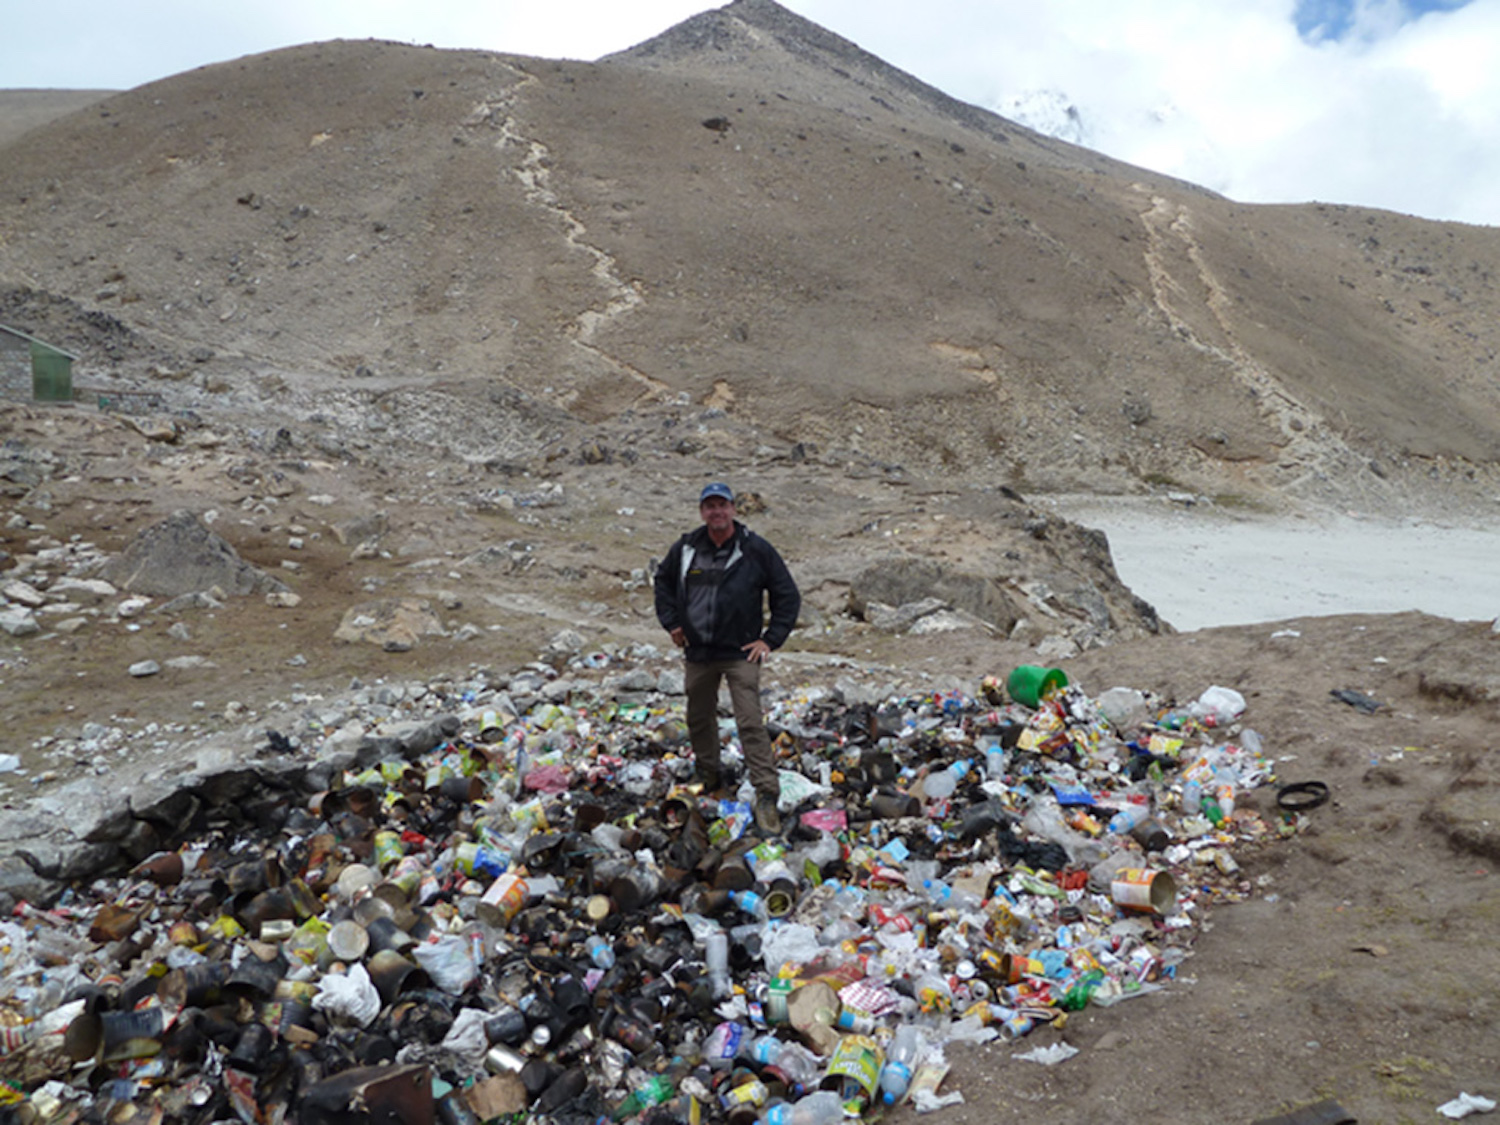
[372,831,405,871]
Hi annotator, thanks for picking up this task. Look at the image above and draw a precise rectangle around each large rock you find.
[0,607,38,636]
[100,509,289,597]
[335,598,446,651]
[849,557,1019,633]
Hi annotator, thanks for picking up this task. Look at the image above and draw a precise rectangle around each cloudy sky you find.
[5,0,1498,227]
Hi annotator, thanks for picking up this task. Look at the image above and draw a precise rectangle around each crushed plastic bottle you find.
[585,934,616,970]
[1106,803,1150,835]
[745,1034,823,1089]
[879,1023,925,1104]
[705,930,731,999]
[760,1090,845,1125]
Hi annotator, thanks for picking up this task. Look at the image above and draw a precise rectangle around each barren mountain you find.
[3,0,1500,514]
[0,90,114,149]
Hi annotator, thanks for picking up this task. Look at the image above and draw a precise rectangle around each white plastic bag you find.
[1014,1042,1079,1065]
[1438,1093,1497,1119]
[1191,685,1246,725]
[312,963,381,1027]
[414,933,478,994]
[759,922,822,974]
[440,1007,493,1075]
[776,767,828,810]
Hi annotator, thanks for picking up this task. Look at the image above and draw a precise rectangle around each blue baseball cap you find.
[699,482,735,503]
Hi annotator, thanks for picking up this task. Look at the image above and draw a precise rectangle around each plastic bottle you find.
[760,1090,845,1125]
[746,1035,822,1089]
[1180,778,1202,814]
[513,746,530,798]
[705,930,731,998]
[585,934,616,970]
[1106,804,1149,835]
[728,888,768,920]
[984,742,1006,779]
[820,885,866,924]
[612,1075,676,1121]
[921,758,971,801]
[1213,779,1236,820]
[820,917,863,946]
[704,1021,752,1067]
[911,972,953,1014]
[771,1040,823,1088]
[1199,789,1225,825]
[921,878,981,910]
[878,1024,925,1105]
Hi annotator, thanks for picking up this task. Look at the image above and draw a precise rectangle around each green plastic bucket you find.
[1006,664,1068,708]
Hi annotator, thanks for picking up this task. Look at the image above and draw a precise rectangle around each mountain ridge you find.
[0,2,1498,514]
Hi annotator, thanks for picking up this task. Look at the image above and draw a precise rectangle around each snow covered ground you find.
[1045,497,1500,632]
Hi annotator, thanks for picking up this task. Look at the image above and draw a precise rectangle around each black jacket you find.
[654,521,800,663]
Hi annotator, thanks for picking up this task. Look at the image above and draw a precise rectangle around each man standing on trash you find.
[654,482,801,835]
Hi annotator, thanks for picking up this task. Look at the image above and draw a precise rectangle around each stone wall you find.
[0,332,30,399]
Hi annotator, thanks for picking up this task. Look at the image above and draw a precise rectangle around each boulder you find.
[100,509,290,597]
[334,598,446,650]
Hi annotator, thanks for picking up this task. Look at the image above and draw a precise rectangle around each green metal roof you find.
[0,322,79,361]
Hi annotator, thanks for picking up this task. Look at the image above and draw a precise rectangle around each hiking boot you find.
[754,793,783,836]
[696,768,722,796]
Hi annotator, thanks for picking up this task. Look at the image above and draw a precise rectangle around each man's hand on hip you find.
[742,639,771,663]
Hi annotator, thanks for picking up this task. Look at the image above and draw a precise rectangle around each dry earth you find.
[0,91,113,150]
[1,3,1500,1123]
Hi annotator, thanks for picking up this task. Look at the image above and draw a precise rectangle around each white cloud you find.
[827,0,1500,225]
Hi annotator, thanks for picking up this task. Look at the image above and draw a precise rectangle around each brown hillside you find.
[1,1,1498,515]
[0,8,1498,1121]
[0,89,115,148]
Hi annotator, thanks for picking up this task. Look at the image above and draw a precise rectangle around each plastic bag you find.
[1095,687,1148,732]
[414,933,478,994]
[1014,1042,1079,1065]
[776,767,828,810]
[760,922,822,974]
[1190,685,1246,725]
[1438,1092,1497,1119]
[1021,798,1107,867]
[439,1007,493,1075]
[619,761,656,796]
[313,964,380,1027]
[523,763,571,794]
[944,1013,997,1043]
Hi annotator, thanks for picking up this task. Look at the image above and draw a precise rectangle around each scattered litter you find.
[1012,1042,1080,1065]
[1277,780,1330,812]
[1330,688,1382,714]
[0,652,1301,1123]
[1440,1093,1498,1119]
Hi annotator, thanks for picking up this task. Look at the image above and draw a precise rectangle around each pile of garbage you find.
[0,659,1288,1125]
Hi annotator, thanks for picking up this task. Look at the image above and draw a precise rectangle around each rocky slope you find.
[2,1,1500,517]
